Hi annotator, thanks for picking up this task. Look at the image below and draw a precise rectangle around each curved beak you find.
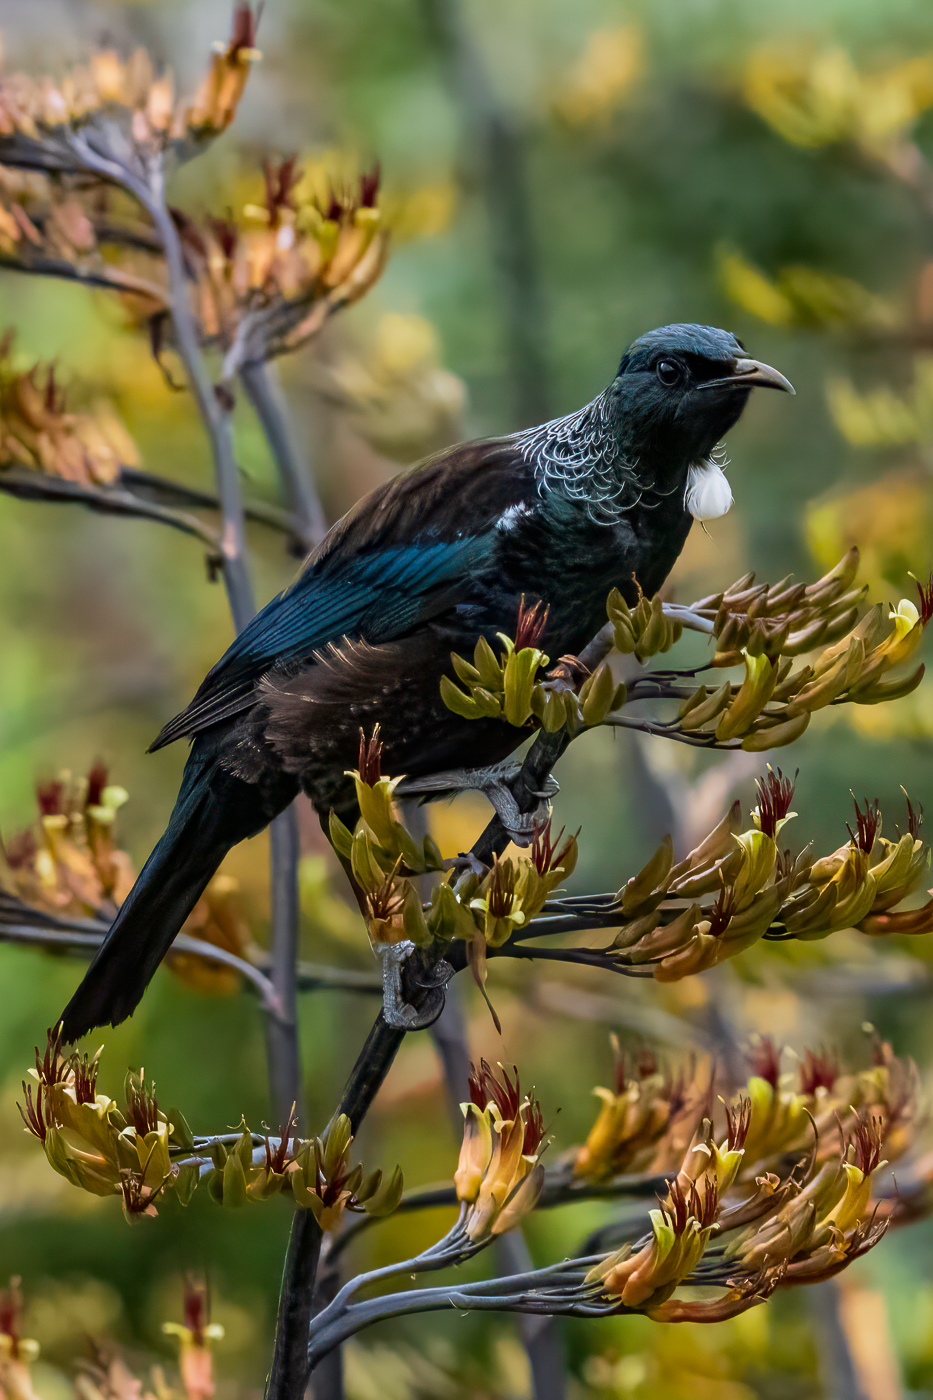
[699,356,795,395]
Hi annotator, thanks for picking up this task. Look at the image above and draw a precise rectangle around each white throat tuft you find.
[685,458,734,522]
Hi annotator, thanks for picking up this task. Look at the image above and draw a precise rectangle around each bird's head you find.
[610,323,794,519]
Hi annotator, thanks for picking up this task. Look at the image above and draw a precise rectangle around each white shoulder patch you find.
[497,502,534,532]
[684,458,734,522]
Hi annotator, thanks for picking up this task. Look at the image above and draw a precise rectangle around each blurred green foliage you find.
[4,0,933,1395]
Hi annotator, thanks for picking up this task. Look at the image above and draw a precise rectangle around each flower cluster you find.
[325,738,933,993]
[329,726,578,952]
[206,1112,402,1230]
[0,764,253,994]
[607,589,683,659]
[573,1041,712,1182]
[326,1039,919,1342]
[579,774,932,979]
[0,18,387,372]
[669,553,931,751]
[442,552,930,755]
[718,248,898,335]
[0,1277,40,1400]
[1,1274,228,1400]
[441,597,626,732]
[741,44,933,157]
[18,1033,194,1223]
[455,1061,547,1241]
[578,1035,914,1320]
[161,1280,225,1400]
[0,336,138,488]
[0,763,134,916]
[17,1033,402,1229]
[589,1176,722,1309]
[0,5,260,167]
[183,160,388,367]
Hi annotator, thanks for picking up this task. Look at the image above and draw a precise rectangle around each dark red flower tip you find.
[36,779,64,817]
[264,1106,298,1174]
[262,154,302,226]
[799,1047,838,1096]
[724,1096,751,1153]
[183,1278,210,1344]
[514,595,549,652]
[0,1279,23,1353]
[43,364,63,415]
[848,796,881,854]
[358,163,381,209]
[207,213,239,261]
[468,1059,521,1121]
[663,1176,719,1234]
[849,1111,885,1177]
[915,573,933,627]
[365,871,404,924]
[747,1037,782,1090]
[4,829,37,870]
[322,188,344,222]
[902,791,923,839]
[17,1081,47,1143]
[754,767,797,839]
[357,724,383,785]
[530,818,575,877]
[707,886,736,939]
[522,1095,545,1156]
[228,1,262,56]
[85,761,108,809]
[34,1027,68,1088]
[125,1074,160,1136]
[485,859,518,919]
[71,1051,100,1105]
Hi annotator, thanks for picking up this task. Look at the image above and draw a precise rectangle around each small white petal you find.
[685,460,734,522]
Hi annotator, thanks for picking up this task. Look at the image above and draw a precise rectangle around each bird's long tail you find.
[59,755,294,1042]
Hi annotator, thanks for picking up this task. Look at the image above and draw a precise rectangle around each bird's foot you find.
[397,761,559,848]
[443,851,488,878]
[377,940,454,1030]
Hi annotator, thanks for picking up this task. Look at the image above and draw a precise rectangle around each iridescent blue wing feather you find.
[151,438,531,749]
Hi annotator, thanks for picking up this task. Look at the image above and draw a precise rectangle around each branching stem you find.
[240,359,327,553]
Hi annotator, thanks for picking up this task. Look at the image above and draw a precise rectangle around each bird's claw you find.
[397,761,559,848]
[377,940,453,1030]
[443,851,488,878]
[481,764,559,845]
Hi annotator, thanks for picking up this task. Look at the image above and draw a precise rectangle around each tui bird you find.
[59,323,793,1041]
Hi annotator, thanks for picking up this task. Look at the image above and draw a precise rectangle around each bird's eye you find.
[656,360,681,386]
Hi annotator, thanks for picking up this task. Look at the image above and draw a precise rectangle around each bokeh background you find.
[2,0,933,1395]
